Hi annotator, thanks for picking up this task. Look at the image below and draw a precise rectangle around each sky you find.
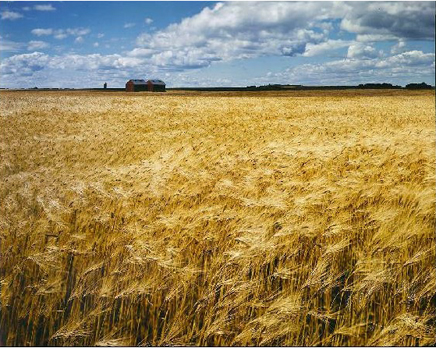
[0,1,435,88]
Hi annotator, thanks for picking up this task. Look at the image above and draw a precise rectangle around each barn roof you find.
[148,79,166,85]
[128,79,147,85]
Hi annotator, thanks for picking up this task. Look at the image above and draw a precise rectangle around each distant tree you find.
[358,83,401,89]
[405,82,433,89]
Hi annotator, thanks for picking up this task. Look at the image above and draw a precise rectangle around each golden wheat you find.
[0,89,434,346]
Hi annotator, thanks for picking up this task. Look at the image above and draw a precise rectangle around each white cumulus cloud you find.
[54,32,67,40]
[132,2,336,69]
[31,27,91,40]
[390,40,407,55]
[67,28,90,36]
[347,43,381,59]
[34,4,56,11]
[128,1,434,71]
[340,2,435,41]
[31,28,53,36]
[0,37,24,52]
[303,40,352,57]
[1,10,23,20]
[27,40,50,51]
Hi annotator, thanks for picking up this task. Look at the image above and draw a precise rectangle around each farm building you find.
[125,79,147,92]
[147,79,166,92]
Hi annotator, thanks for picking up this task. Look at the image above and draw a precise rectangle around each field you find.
[0,89,435,346]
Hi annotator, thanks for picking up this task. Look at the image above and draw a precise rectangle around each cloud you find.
[31,28,54,36]
[129,1,434,71]
[22,7,31,11]
[124,23,136,29]
[390,40,407,55]
[34,4,56,11]
[54,32,68,40]
[375,50,435,68]
[75,37,84,44]
[66,28,91,36]
[347,43,381,59]
[96,33,105,39]
[0,52,50,78]
[1,52,145,75]
[93,42,99,47]
[340,2,435,41]
[0,37,24,52]
[1,10,23,20]
[132,2,334,69]
[145,18,153,25]
[27,40,50,51]
[31,27,91,40]
[303,40,352,57]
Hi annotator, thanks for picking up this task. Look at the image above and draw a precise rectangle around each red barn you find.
[147,79,166,92]
[125,79,147,92]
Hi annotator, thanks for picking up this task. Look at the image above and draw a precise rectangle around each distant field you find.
[1,90,434,346]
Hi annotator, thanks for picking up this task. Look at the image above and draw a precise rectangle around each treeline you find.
[172,82,434,92]
[404,82,434,89]
[357,83,402,89]
[250,82,434,90]
[358,82,434,90]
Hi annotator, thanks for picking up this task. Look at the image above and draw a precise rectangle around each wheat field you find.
[0,90,434,346]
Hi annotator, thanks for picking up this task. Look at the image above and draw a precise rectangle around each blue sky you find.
[0,1,434,88]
